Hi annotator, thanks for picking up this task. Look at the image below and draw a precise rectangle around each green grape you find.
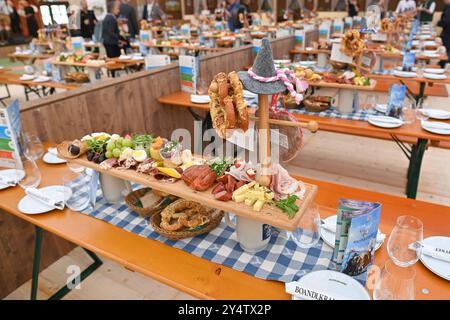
[122,139,133,148]
[105,151,113,159]
[106,141,116,151]
[112,148,121,158]
[115,139,122,148]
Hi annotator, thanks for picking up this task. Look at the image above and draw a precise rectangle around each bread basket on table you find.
[125,187,176,218]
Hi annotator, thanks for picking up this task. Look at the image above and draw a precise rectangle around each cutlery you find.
[0,176,17,187]
[369,117,403,125]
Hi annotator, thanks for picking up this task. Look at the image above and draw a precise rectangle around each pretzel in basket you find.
[160,199,210,231]
[340,30,365,58]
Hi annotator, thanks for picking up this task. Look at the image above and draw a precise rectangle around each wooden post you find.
[257,94,271,187]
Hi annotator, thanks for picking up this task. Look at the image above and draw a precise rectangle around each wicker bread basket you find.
[125,188,176,218]
[151,208,224,240]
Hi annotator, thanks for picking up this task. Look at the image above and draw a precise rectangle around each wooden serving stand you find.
[61,154,317,231]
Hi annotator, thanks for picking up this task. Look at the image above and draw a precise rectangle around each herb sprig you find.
[273,195,300,219]
[207,158,233,177]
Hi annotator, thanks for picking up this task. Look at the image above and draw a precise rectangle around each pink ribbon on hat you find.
[247,67,308,104]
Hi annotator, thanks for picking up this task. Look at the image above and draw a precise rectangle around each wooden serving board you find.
[307,80,377,91]
[63,155,318,231]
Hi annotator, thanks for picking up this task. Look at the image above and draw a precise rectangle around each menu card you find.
[330,43,353,64]
[332,199,381,285]
[386,84,406,118]
[179,55,199,94]
[0,100,23,169]
[332,19,344,35]
[344,17,353,31]
[71,36,85,55]
[402,52,416,71]
[294,30,305,50]
[252,39,262,54]
[319,22,331,41]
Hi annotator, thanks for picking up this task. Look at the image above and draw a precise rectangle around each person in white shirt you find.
[396,0,416,14]
[417,0,436,22]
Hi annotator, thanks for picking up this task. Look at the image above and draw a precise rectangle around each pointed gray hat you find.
[238,38,286,95]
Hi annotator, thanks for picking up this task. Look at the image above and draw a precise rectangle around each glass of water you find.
[63,171,91,211]
[373,259,416,300]
[22,133,44,161]
[290,203,321,248]
[15,157,41,190]
[402,99,417,125]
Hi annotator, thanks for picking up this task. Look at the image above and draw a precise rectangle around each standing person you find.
[7,0,20,35]
[119,0,138,39]
[334,0,347,11]
[438,0,450,67]
[241,0,252,25]
[226,0,247,32]
[142,0,166,23]
[417,0,436,23]
[102,1,123,58]
[80,0,97,39]
[20,0,38,38]
[214,1,227,22]
[0,0,11,45]
[347,0,359,17]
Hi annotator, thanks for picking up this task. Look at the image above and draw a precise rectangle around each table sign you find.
[332,199,381,285]
[180,24,191,37]
[344,17,353,31]
[353,16,362,28]
[402,52,416,71]
[386,84,406,118]
[70,36,85,55]
[179,55,199,94]
[294,30,305,50]
[145,54,170,70]
[332,19,343,35]
[330,43,353,64]
[0,100,23,169]
[139,30,151,42]
[319,22,331,41]
[252,39,262,54]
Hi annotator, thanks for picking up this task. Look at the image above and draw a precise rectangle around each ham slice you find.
[269,164,306,200]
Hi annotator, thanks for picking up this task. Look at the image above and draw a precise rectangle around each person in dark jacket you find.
[119,0,138,39]
[102,1,122,58]
[347,0,359,17]
[22,0,38,38]
[438,0,450,67]
[80,0,97,39]
[142,0,166,22]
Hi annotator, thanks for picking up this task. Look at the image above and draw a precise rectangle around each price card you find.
[330,43,353,64]
[145,54,170,70]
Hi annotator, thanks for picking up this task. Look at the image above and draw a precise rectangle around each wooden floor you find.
[4,85,450,300]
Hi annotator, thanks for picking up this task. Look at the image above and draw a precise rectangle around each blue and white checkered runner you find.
[71,175,334,283]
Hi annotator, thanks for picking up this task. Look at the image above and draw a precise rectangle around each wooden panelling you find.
[0,210,75,299]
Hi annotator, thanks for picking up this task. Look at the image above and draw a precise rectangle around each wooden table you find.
[158,91,450,199]
[0,71,80,101]
[1,148,449,300]
[8,53,53,64]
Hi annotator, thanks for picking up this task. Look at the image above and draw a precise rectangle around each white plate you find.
[393,70,417,78]
[420,236,450,281]
[274,59,291,64]
[33,76,51,83]
[19,74,35,81]
[423,73,447,80]
[320,215,383,251]
[0,169,24,190]
[118,55,131,60]
[292,270,371,300]
[18,185,72,214]
[190,94,210,104]
[421,120,450,135]
[43,152,66,164]
[419,108,450,120]
[368,115,403,128]
[423,68,445,74]
[422,52,439,58]
[375,104,387,114]
[298,60,317,66]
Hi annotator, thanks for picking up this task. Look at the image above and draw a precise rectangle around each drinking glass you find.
[373,259,416,300]
[361,94,377,111]
[196,79,209,95]
[387,215,423,267]
[22,133,44,161]
[15,158,41,190]
[415,98,429,121]
[66,160,86,173]
[402,99,416,125]
[290,203,321,248]
[63,171,91,211]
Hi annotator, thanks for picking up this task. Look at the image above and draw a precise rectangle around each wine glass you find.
[362,94,377,111]
[15,157,41,190]
[66,161,86,173]
[387,215,423,267]
[63,171,91,211]
[289,203,321,248]
[22,133,44,161]
[373,259,416,300]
